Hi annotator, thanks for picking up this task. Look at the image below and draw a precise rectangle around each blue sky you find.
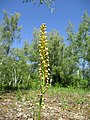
[0,0,90,48]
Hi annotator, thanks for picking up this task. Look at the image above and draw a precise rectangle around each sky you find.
[0,0,90,48]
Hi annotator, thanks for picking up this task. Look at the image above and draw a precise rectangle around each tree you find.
[0,11,22,55]
[48,29,78,86]
[66,11,90,87]
[22,0,55,6]
[48,30,64,85]
[0,11,22,90]
[22,0,55,13]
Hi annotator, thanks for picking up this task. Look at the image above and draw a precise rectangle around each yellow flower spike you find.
[38,23,50,120]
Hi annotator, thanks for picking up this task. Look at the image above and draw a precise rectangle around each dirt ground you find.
[0,90,90,120]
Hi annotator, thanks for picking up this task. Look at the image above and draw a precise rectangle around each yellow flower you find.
[38,23,50,86]
[42,60,45,64]
[45,48,48,51]
[41,57,43,60]
[46,59,49,62]
[46,52,49,55]
[39,49,42,52]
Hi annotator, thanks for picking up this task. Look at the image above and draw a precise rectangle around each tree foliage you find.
[0,11,90,90]
[22,0,55,5]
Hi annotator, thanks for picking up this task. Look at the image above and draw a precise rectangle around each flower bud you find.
[42,60,45,64]
[46,52,49,55]
[45,70,48,73]
[45,48,48,51]
[44,64,47,68]
[39,49,42,53]
[47,58,49,61]
[41,57,43,60]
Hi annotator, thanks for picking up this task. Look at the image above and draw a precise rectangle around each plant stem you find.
[38,94,43,120]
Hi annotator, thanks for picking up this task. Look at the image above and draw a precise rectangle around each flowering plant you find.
[38,23,50,120]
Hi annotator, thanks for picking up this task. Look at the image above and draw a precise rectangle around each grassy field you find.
[0,87,90,120]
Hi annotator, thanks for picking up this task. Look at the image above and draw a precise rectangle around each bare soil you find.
[0,90,90,120]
